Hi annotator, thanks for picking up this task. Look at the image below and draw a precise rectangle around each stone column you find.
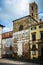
[0,24,5,58]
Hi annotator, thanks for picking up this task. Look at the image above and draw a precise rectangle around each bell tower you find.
[29,2,38,20]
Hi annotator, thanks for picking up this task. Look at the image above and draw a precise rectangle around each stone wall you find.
[13,15,37,59]
[29,2,38,20]
[13,29,30,58]
[13,16,30,32]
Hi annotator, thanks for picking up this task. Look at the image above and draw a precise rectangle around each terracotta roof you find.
[2,31,13,39]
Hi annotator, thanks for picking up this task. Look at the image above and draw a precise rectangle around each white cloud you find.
[0,0,29,32]
[16,0,29,15]
[39,13,43,16]
[39,12,43,19]
[0,7,2,11]
[0,0,29,22]
[0,11,11,21]
[3,27,12,33]
[2,0,29,16]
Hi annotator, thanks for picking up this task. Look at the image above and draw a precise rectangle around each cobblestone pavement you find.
[0,58,43,65]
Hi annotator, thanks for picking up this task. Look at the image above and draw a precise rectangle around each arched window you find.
[32,13,33,16]
[32,6,33,10]
[19,25,23,31]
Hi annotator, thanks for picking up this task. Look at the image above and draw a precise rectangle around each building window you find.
[10,45,12,50]
[19,25,23,31]
[32,45,36,55]
[32,33,36,41]
[40,32,43,39]
[32,6,33,10]
[31,27,36,30]
[32,45,36,51]
[36,6,37,9]
[32,13,33,16]
[39,25,43,28]
[32,51,36,55]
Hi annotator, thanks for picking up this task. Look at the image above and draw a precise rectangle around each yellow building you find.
[30,22,43,59]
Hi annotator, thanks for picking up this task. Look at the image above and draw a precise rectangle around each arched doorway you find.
[19,25,23,31]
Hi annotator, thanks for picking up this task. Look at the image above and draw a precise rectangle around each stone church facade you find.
[12,2,38,59]
[12,15,38,59]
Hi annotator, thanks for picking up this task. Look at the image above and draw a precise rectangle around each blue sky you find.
[0,0,43,33]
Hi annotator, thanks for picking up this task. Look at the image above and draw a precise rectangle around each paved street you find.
[0,58,43,65]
